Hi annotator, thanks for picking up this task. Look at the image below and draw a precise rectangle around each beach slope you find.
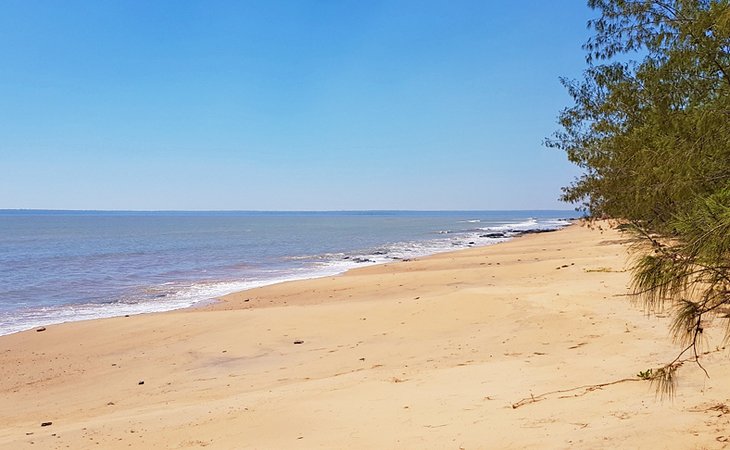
[2,223,729,449]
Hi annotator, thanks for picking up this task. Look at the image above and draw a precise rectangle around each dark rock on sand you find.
[352,257,375,263]
[516,228,555,235]
[481,233,506,238]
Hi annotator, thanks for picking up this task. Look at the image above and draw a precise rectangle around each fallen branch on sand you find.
[512,335,729,409]
[512,351,721,409]
[511,378,643,409]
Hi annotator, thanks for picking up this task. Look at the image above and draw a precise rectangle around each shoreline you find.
[2,222,730,448]
[1,221,571,337]
[204,223,572,312]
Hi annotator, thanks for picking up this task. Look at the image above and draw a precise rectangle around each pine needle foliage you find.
[549,0,730,393]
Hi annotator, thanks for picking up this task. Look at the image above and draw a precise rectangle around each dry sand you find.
[2,222,730,449]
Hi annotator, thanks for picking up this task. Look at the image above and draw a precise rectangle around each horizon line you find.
[0,208,577,213]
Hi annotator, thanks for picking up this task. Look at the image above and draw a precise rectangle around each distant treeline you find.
[549,0,729,391]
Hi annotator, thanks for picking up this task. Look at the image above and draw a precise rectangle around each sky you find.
[0,1,595,211]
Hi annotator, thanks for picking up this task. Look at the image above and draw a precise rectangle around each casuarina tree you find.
[548,0,730,393]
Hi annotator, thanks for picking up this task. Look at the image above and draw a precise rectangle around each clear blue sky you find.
[0,1,594,211]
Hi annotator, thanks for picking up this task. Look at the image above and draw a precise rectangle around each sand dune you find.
[2,222,729,449]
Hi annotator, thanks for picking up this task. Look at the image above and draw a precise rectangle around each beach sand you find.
[2,222,730,449]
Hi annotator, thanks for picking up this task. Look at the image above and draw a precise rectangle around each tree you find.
[548,0,730,393]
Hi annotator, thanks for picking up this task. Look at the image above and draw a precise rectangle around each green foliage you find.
[547,0,730,225]
[651,362,681,398]
[550,0,730,391]
[637,368,654,379]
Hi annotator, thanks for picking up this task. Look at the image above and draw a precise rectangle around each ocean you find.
[0,210,575,335]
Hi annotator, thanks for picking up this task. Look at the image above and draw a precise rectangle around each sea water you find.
[0,210,575,335]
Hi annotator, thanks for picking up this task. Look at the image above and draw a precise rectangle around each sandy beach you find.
[2,222,730,449]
